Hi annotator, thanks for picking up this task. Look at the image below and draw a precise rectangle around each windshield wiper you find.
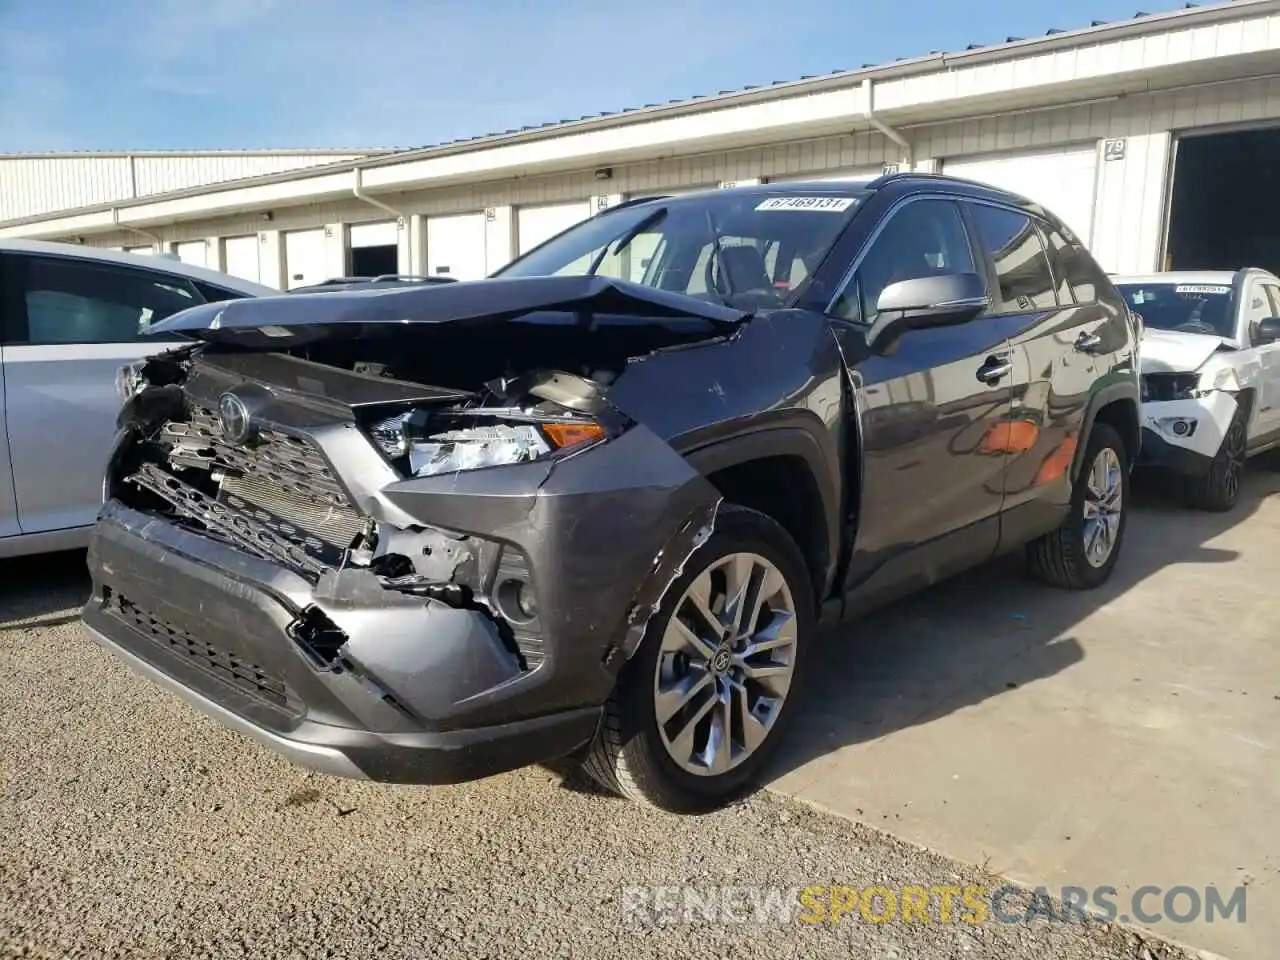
[704,207,734,307]
[587,207,668,276]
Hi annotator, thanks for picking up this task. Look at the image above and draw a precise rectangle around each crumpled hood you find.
[148,275,750,348]
[1139,327,1231,374]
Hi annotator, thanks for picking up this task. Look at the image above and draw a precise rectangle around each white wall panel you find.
[1090,131,1171,274]
[516,200,593,255]
[426,213,488,280]
[223,235,262,284]
[125,245,154,256]
[943,146,1099,245]
[766,167,880,183]
[284,228,327,289]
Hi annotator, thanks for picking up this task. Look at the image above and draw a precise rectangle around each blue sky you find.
[0,0,1185,153]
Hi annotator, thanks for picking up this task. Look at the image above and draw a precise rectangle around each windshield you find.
[494,191,863,311]
[1116,282,1235,338]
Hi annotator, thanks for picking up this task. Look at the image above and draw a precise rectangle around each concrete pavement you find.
[768,469,1280,960]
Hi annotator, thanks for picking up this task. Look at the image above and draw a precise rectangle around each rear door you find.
[0,255,20,539]
[0,253,202,535]
[964,202,1123,543]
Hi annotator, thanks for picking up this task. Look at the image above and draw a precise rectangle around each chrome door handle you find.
[1075,330,1104,353]
[976,357,1013,384]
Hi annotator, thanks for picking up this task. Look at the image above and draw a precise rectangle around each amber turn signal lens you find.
[542,422,606,449]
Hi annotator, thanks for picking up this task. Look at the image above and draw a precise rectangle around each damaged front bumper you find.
[84,501,603,782]
[1137,392,1237,477]
[84,420,720,785]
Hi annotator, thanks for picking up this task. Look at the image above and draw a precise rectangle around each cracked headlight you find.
[406,420,606,478]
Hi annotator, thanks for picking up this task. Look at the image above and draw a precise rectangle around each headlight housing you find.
[365,409,608,478]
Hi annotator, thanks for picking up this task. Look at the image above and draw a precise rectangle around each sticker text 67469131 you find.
[1175,285,1232,295]
[755,197,856,213]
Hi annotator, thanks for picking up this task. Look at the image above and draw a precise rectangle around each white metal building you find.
[2,0,1278,287]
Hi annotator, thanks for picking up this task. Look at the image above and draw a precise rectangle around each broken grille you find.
[141,405,365,575]
[129,462,331,578]
[108,592,301,715]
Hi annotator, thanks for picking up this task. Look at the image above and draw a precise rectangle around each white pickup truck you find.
[1112,268,1280,511]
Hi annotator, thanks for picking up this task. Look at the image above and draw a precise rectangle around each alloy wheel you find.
[652,552,798,777]
[1221,419,1247,503]
[1081,447,1124,569]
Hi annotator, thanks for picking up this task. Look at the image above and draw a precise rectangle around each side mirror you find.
[866,272,991,351]
[1255,317,1280,345]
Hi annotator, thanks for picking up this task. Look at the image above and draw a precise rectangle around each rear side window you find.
[968,205,1056,312]
[1043,226,1106,304]
[193,280,251,303]
[12,256,200,345]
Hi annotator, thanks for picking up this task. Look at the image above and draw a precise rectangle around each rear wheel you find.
[1025,422,1129,590]
[582,505,813,813]
[1186,412,1247,511]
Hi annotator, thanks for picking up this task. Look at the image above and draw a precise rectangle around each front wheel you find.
[1185,411,1247,511]
[582,505,814,813]
[1025,422,1129,590]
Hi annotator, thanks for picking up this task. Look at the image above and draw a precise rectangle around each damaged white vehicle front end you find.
[1138,328,1248,465]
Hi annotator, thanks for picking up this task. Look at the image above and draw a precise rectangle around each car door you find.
[963,203,1121,546]
[0,253,201,536]
[0,256,20,539]
[1245,278,1280,447]
[827,195,1019,595]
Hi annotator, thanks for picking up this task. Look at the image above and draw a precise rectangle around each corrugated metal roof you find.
[383,0,1237,153]
[0,148,396,159]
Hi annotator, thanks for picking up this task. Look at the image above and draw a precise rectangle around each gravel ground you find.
[0,552,1202,960]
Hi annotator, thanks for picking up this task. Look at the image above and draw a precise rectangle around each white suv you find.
[1113,268,1280,510]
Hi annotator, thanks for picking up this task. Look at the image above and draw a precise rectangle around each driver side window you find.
[830,199,976,324]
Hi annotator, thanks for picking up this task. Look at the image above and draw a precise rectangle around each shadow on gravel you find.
[764,466,1279,782]
[0,549,91,630]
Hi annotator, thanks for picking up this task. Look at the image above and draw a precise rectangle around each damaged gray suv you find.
[83,175,1141,812]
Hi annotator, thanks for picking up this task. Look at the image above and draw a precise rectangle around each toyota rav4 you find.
[83,175,1141,813]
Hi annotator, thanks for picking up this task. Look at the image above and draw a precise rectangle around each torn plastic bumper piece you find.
[82,501,599,784]
[1137,392,1237,476]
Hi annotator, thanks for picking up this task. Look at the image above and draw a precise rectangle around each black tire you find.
[582,504,814,813]
[1025,422,1129,590]
[1185,411,1247,512]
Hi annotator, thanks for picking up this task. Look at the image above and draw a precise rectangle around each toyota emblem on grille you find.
[218,393,255,445]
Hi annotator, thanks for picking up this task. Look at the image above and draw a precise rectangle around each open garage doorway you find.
[1165,125,1280,275]
[348,221,400,277]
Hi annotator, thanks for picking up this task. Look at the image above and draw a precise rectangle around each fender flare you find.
[681,418,842,596]
[1072,379,1141,481]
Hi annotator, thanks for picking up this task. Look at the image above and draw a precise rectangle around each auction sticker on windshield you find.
[1175,285,1231,295]
[755,197,856,212]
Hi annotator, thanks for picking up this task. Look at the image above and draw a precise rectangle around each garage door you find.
[349,221,398,249]
[426,213,488,281]
[175,240,208,268]
[125,245,153,256]
[284,228,327,290]
[943,147,1098,246]
[517,201,593,256]
[223,235,262,284]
